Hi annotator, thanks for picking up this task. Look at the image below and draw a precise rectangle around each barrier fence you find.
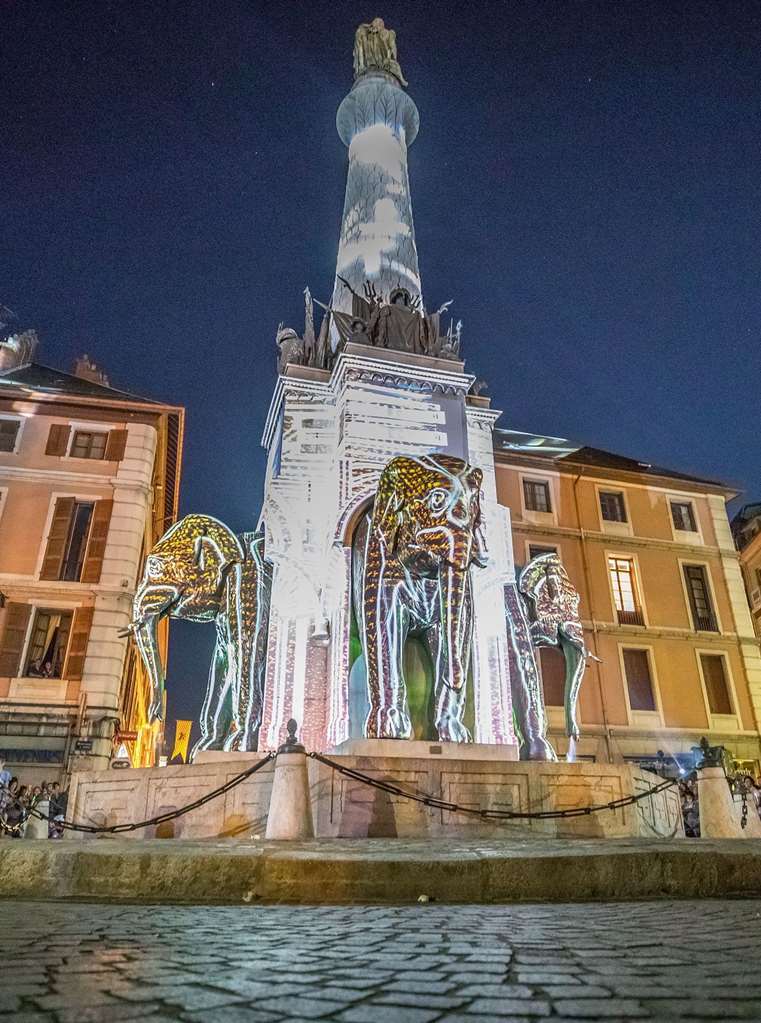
[0,746,699,837]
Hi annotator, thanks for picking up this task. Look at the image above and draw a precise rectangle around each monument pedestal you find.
[331,738,519,761]
[67,753,683,841]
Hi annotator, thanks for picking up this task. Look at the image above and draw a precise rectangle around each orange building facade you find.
[495,430,761,771]
[733,504,761,643]
[0,329,183,781]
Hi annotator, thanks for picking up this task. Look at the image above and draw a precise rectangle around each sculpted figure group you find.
[353,17,407,85]
[276,278,463,376]
[131,455,588,761]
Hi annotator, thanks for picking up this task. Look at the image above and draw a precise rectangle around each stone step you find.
[1,837,760,904]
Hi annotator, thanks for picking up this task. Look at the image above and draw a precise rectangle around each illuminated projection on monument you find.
[331,21,422,324]
[129,18,591,762]
[129,515,271,758]
[351,454,487,742]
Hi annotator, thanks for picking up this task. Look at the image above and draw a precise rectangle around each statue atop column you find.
[353,17,407,86]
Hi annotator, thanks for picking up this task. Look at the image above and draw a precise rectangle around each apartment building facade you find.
[494,430,761,771]
[0,330,183,782]
[732,503,761,641]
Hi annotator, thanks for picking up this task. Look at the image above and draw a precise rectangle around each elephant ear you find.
[191,516,244,578]
[371,460,404,553]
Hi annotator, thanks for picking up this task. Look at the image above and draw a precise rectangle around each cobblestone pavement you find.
[1,900,760,1022]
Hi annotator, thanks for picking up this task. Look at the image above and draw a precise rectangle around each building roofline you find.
[494,446,739,499]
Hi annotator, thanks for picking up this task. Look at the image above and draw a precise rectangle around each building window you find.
[529,544,558,560]
[60,502,95,581]
[700,654,733,715]
[40,497,112,584]
[622,648,657,712]
[70,430,108,460]
[0,418,21,453]
[608,556,644,626]
[600,491,627,523]
[538,648,565,706]
[683,565,718,631]
[24,610,73,679]
[523,479,552,513]
[671,501,697,532]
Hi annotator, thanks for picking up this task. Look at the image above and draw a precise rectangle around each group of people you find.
[0,759,67,839]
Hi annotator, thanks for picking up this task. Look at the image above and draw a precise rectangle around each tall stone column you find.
[331,71,422,320]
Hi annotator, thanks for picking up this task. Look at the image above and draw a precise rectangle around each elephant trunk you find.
[130,583,182,724]
[440,563,470,691]
[434,562,473,743]
[133,612,165,723]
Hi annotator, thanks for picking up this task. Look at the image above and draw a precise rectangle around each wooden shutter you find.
[700,654,732,715]
[0,603,32,678]
[45,424,71,456]
[539,648,565,706]
[62,606,94,681]
[622,649,656,711]
[104,429,128,461]
[80,499,113,583]
[39,497,75,581]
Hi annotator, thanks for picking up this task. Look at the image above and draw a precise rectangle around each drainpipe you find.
[572,470,613,761]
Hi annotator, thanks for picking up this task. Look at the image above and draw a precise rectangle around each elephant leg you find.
[429,570,472,743]
[504,584,557,761]
[364,582,412,739]
[192,621,234,757]
[560,634,586,740]
[235,544,271,752]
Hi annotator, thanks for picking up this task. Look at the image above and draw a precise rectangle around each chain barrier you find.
[7,746,749,837]
[309,751,690,822]
[0,752,274,836]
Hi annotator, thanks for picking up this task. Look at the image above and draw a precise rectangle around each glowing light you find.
[338,196,411,276]
[349,123,405,182]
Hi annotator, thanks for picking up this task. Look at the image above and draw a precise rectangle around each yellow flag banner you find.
[171,720,192,763]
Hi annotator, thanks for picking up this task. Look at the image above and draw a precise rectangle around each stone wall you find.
[67,754,684,841]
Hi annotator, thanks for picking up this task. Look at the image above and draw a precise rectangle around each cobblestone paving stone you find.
[1,899,760,1022]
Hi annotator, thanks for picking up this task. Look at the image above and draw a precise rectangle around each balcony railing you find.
[617,608,645,626]
[692,613,719,632]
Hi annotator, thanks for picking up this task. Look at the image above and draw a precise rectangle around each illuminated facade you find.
[258,23,517,752]
[495,432,761,770]
[0,321,183,780]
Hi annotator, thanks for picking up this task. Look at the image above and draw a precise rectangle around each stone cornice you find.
[332,346,475,398]
[465,406,503,431]
[261,345,476,450]
[511,519,739,560]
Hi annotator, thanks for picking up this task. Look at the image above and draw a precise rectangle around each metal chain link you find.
[309,751,690,822]
[0,752,274,836]
[1,748,723,837]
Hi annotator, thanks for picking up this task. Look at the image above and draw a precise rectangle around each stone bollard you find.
[25,800,50,840]
[697,767,761,838]
[265,719,315,840]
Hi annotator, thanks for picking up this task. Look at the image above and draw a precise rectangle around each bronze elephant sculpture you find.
[352,453,487,742]
[505,552,591,761]
[128,514,271,758]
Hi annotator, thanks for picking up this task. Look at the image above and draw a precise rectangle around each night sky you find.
[4,1,759,730]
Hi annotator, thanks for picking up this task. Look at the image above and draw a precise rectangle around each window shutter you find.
[105,429,128,461]
[0,603,32,677]
[39,497,75,581]
[80,499,113,583]
[62,606,94,681]
[45,424,71,456]
[538,648,565,706]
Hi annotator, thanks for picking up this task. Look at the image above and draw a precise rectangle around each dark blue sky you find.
[4,1,759,728]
